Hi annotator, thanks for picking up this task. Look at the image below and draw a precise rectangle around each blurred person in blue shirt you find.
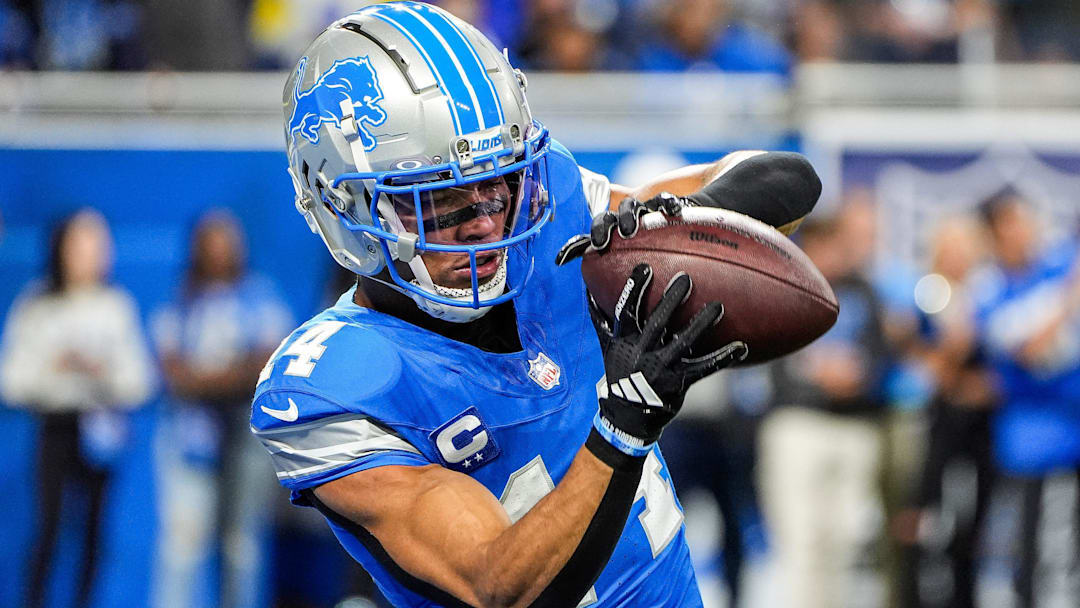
[0,0,35,67]
[9,0,145,69]
[636,0,791,74]
[150,210,293,608]
[973,192,1080,608]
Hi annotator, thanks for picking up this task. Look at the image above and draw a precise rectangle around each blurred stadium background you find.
[2,1,1080,607]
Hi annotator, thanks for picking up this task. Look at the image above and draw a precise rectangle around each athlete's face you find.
[393,175,512,290]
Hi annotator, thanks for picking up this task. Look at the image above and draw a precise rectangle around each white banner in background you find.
[869,147,1080,271]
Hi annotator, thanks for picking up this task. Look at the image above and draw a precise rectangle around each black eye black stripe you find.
[422,198,506,233]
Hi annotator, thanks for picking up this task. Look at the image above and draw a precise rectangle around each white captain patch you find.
[527,352,561,390]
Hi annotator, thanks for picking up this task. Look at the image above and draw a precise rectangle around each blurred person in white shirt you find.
[0,208,154,608]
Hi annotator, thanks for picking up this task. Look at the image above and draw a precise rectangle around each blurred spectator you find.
[973,193,1080,608]
[0,209,155,608]
[999,0,1080,62]
[0,0,35,67]
[39,0,144,69]
[248,0,374,70]
[852,0,991,63]
[0,0,145,69]
[904,215,998,608]
[835,191,930,608]
[536,13,604,71]
[10,0,1080,70]
[636,0,792,74]
[759,213,889,608]
[144,0,248,70]
[793,0,846,61]
[247,0,499,71]
[150,210,293,608]
[514,0,623,71]
[793,0,998,63]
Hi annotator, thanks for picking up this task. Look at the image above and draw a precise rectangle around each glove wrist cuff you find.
[591,411,655,458]
[585,425,648,471]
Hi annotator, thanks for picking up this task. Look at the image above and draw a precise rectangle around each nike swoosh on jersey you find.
[261,397,300,422]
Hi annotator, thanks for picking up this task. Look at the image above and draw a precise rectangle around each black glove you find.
[590,263,748,453]
[554,193,686,266]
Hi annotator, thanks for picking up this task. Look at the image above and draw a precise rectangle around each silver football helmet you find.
[283,1,553,322]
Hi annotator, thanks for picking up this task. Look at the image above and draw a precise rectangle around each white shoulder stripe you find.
[253,414,423,480]
[261,433,418,460]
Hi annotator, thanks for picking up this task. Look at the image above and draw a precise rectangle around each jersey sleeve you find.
[578,165,612,217]
[252,390,430,501]
[250,319,433,505]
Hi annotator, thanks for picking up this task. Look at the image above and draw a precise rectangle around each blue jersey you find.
[252,141,702,607]
[974,239,1080,473]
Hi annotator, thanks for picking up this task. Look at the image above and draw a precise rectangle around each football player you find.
[252,3,820,607]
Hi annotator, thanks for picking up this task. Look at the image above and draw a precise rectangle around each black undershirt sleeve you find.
[529,429,646,608]
[687,151,822,230]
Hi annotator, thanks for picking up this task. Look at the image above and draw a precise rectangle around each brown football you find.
[581,207,838,366]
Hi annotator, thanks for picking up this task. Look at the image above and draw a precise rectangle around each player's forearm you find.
[622,152,762,201]
[474,443,615,607]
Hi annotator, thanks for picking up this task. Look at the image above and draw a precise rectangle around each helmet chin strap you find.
[406,253,507,323]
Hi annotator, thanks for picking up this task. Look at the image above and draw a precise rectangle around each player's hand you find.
[591,263,747,448]
[554,193,688,266]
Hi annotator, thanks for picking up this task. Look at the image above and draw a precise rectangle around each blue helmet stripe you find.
[394,5,496,130]
[367,6,481,134]
[410,3,504,127]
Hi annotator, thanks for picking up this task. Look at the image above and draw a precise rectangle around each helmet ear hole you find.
[313,178,334,215]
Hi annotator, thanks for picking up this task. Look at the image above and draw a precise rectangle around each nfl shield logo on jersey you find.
[527,352,561,390]
[430,407,501,473]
